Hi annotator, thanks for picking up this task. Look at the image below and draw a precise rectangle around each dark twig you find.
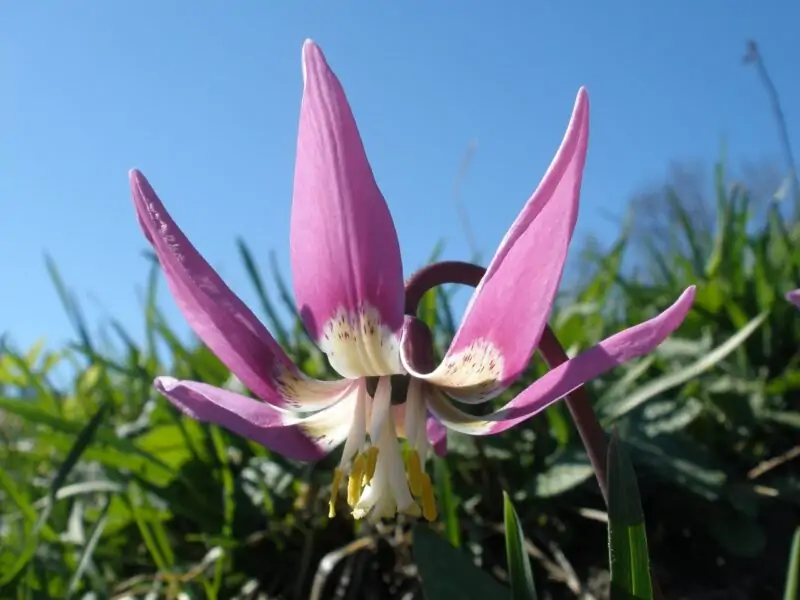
[743,40,800,213]
[452,141,481,261]
[308,537,376,600]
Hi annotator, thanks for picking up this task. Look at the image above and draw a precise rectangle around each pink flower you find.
[130,40,695,522]
[787,289,800,308]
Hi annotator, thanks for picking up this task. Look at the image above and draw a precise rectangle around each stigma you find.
[327,376,437,522]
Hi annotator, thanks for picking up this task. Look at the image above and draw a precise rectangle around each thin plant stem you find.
[743,40,800,215]
[405,260,669,600]
[405,260,609,500]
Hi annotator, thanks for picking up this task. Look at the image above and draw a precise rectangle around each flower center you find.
[327,376,437,522]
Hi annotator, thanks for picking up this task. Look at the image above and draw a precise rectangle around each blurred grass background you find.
[2,43,800,600]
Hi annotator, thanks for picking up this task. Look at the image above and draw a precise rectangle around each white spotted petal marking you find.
[402,336,505,404]
[320,306,404,379]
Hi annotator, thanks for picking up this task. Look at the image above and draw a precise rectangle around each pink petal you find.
[131,169,350,410]
[290,40,405,378]
[400,89,590,402]
[426,417,447,457]
[155,377,359,461]
[787,289,800,308]
[425,287,695,435]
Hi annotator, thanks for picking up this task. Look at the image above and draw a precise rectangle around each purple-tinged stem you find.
[405,260,609,502]
[405,260,671,599]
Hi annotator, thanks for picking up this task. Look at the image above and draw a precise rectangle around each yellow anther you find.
[364,446,379,483]
[328,467,343,518]
[347,454,366,507]
[406,451,423,497]
[347,478,359,507]
[421,473,437,522]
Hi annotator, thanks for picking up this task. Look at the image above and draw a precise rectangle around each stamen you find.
[348,454,366,507]
[420,473,437,522]
[406,451,423,497]
[346,376,441,523]
[364,446,379,484]
[329,467,343,518]
[401,501,422,518]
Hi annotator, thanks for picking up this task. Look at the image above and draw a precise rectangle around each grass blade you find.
[607,434,653,600]
[0,401,110,586]
[434,458,460,548]
[503,491,537,600]
[126,485,169,572]
[45,255,94,353]
[237,238,289,346]
[601,312,767,423]
[784,527,800,600]
[66,496,111,599]
[0,468,58,541]
[412,524,509,600]
[48,401,111,496]
[0,397,177,477]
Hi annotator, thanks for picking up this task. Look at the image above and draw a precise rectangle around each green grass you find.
[1,158,799,599]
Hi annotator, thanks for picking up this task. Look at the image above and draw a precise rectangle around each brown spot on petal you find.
[437,338,504,401]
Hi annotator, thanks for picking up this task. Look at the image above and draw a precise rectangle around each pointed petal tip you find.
[414,83,592,399]
[292,35,406,352]
[155,375,178,392]
[129,169,159,217]
[662,285,696,329]
[129,169,147,191]
[572,87,590,125]
[154,376,200,420]
[680,284,697,308]
[129,168,152,195]
[129,168,156,244]
[428,284,703,437]
[301,39,326,86]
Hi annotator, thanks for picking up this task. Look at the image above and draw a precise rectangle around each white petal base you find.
[401,335,505,403]
[320,306,404,378]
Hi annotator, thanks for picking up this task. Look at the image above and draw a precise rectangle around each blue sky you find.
[2,1,798,353]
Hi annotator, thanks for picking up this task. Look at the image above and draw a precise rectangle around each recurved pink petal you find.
[787,289,800,308]
[290,40,405,379]
[425,287,695,435]
[155,377,360,461]
[426,417,448,457]
[401,89,590,403]
[131,169,350,410]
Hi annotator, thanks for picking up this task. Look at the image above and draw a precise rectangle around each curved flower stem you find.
[405,260,609,503]
[406,260,667,599]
